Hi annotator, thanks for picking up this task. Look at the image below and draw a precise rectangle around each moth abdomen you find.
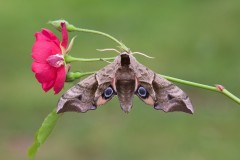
[115,79,135,113]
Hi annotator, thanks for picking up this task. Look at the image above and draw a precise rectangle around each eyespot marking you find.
[103,86,114,99]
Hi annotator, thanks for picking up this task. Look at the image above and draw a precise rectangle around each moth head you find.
[120,53,130,66]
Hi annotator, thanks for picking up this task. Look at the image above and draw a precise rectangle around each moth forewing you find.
[57,74,98,113]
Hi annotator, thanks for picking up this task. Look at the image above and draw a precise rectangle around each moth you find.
[57,52,193,114]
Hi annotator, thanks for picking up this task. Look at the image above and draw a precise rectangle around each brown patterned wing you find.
[152,74,193,114]
[57,56,120,114]
[57,74,98,113]
[129,53,193,114]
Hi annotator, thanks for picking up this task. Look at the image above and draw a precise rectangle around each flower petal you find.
[34,31,49,41]
[32,41,61,63]
[60,22,68,49]
[32,41,53,62]
[41,29,61,45]
[33,64,57,83]
[53,66,66,94]
[34,29,61,49]
[42,81,55,92]
[32,62,47,73]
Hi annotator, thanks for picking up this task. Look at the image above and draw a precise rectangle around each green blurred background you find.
[1,0,240,159]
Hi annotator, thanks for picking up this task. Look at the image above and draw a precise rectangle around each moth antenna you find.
[100,58,112,64]
[96,48,121,54]
[117,45,131,53]
[132,52,155,59]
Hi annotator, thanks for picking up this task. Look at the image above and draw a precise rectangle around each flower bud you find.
[48,20,75,32]
[66,72,81,82]
[215,84,225,91]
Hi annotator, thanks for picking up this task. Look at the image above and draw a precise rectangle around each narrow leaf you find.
[28,109,60,159]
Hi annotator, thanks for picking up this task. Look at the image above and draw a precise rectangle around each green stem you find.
[72,27,129,52]
[222,89,240,104]
[161,74,240,105]
[49,20,129,51]
[65,55,116,63]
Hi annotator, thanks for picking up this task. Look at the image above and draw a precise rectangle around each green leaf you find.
[27,109,60,159]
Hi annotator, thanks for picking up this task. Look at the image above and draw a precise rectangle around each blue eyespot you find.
[104,86,114,99]
[138,86,147,97]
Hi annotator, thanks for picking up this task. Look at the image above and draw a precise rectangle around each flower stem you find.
[221,89,240,104]
[161,74,240,105]
[49,20,129,51]
[72,27,129,52]
[65,55,116,63]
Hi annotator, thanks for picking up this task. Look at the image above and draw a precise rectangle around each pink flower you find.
[31,23,69,94]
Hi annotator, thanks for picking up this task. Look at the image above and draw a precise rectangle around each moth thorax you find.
[115,67,135,80]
